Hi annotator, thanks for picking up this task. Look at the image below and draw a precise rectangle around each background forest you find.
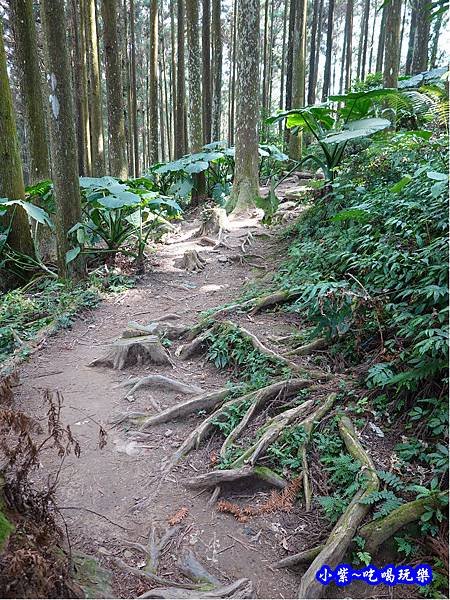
[0,0,449,598]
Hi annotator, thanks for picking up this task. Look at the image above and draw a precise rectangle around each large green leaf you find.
[184,160,209,174]
[97,191,141,209]
[0,198,53,227]
[345,117,391,131]
[321,118,390,145]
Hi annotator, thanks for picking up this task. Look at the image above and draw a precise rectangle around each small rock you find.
[123,550,133,559]
[164,428,173,437]
[217,255,229,263]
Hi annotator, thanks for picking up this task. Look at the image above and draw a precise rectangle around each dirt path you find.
[15,211,307,598]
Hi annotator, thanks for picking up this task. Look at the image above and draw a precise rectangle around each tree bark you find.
[202,0,212,143]
[307,0,320,105]
[227,0,260,214]
[148,0,159,163]
[129,0,139,176]
[280,0,288,117]
[411,0,431,74]
[40,0,85,278]
[375,3,387,74]
[175,0,186,158]
[211,0,222,141]
[321,0,334,100]
[79,0,92,176]
[101,0,128,179]
[383,0,402,87]
[10,0,50,184]
[85,0,105,176]
[429,14,443,69]
[344,0,353,91]
[186,0,205,201]
[357,0,370,80]
[228,0,237,145]
[261,0,270,116]
[288,0,307,159]
[0,18,35,259]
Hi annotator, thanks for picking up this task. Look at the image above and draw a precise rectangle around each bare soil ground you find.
[11,205,416,599]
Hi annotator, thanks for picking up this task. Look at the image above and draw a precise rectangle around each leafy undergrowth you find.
[0,272,134,366]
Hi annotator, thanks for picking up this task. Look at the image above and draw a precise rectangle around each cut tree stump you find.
[89,335,173,370]
[194,206,230,239]
[181,250,207,272]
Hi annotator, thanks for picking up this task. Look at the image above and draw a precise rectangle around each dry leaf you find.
[168,506,188,525]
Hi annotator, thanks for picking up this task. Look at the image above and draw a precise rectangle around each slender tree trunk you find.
[129,0,139,176]
[411,0,430,73]
[405,2,417,75]
[186,0,205,202]
[170,0,177,157]
[285,0,296,110]
[202,0,212,143]
[307,0,320,105]
[267,0,275,115]
[0,19,35,259]
[79,0,92,176]
[280,0,288,120]
[148,0,159,163]
[312,0,324,97]
[358,0,370,80]
[399,0,407,72]
[40,0,85,278]
[175,0,186,158]
[429,14,443,69]
[367,0,377,72]
[101,0,128,179]
[228,0,260,214]
[344,0,353,91]
[85,0,105,176]
[375,3,387,73]
[160,12,172,161]
[289,0,307,159]
[228,0,238,145]
[383,0,402,87]
[10,0,50,183]
[322,0,334,100]
[212,0,222,141]
[70,0,87,175]
[261,0,270,116]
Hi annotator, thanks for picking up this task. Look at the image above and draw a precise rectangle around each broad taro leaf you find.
[321,117,390,145]
[79,176,118,189]
[184,160,209,174]
[148,197,182,213]
[155,158,187,174]
[169,177,194,198]
[97,190,141,209]
[0,198,53,227]
[203,140,228,150]
[65,246,81,264]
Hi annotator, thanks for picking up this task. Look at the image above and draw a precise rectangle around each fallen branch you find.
[124,320,188,340]
[138,578,253,599]
[298,415,379,599]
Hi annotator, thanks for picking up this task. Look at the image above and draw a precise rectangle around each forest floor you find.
[11,193,415,600]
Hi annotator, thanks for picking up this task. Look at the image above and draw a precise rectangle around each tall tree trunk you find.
[211,0,222,141]
[79,0,92,176]
[375,3,387,73]
[358,0,370,80]
[367,0,377,72]
[411,0,430,73]
[10,0,50,183]
[0,18,35,260]
[383,0,402,87]
[202,0,212,143]
[228,0,260,214]
[228,0,238,145]
[40,0,85,278]
[85,0,105,176]
[186,0,205,201]
[71,0,87,175]
[285,0,296,110]
[405,2,417,74]
[148,0,159,163]
[175,0,186,158]
[322,0,334,100]
[307,0,320,105]
[101,0,128,179]
[261,0,270,115]
[429,14,443,69]
[160,12,172,160]
[129,0,139,176]
[312,0,324,98]
[344,0,353,91]
[280,0,288,119]
[170,0,176,158]
[289,0,307,159]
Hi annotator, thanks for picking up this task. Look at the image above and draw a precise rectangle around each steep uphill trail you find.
[14,209,309,599]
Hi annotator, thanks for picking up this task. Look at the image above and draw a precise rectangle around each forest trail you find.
[15,208,309,599]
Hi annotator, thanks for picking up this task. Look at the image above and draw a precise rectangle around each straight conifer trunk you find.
[383,0,402,88]
[212,0,222,141]
[175,0,186,158]
[10,0,50,184]
[149,0,159,163]
[202,0,212,143]
[411,0,430,74]
[101,0,128,179]
[322,0,334,100]
[289,0,307,159]
[0,19,35,260]
[228,0,260,214]
[40,0,85,278]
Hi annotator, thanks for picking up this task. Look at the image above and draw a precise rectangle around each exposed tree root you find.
[298,415,379,599]
[118,375,204,399]
[185,465,287,490]
[248,289,302,315]
[178,550,221,586]
[219,379,314,458]
[181,249,207,272]
[194,206,230,239]
[274,490,449,569]
[284,337,327,357]
[175,328,213,360]
[138,578,253,599]
[231,392,336,469]
[123,320,188,341]
[89,335,173,370]
[139,388,230,431]
[171,379,312,466]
